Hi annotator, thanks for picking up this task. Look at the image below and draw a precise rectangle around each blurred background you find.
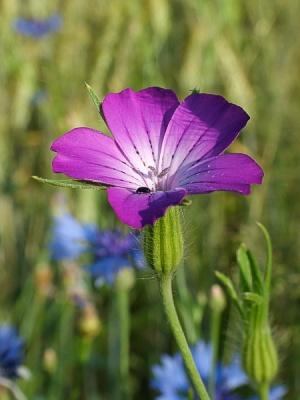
[0,0,299,399]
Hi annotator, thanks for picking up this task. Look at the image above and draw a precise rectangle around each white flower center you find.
[134,165,170,192]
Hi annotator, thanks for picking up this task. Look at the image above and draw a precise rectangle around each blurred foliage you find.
[0,0,299,398]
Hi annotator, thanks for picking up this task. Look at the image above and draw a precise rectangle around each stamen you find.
[158,167,169,178]
[131,165,171,191]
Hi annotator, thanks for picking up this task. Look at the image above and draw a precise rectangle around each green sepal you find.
[237,243,253,292]
[243,307,278,384]
[85,82,100,110]
[143,207,184,275]
[32,176,106,190]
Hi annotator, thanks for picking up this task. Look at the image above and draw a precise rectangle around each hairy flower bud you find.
[142,206,183,275]
[243,308,278,385]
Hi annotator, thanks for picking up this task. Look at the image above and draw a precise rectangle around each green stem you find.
[117,287,130,398]
[159,273,211,400]
[259,382,269,400]
[208,307,221,399]
[108,286,130,400]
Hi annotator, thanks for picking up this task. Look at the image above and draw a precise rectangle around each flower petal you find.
[107,187,186,229]
[87,256,129,285]
[177,153,263,195]
[151,354,189,396]
[268,386,287,400]
[51,127,144,189]
[192,342,212,381]
[221,356,248,391]
[49,213,88,261]
[159,93,249,186]
[248,385,287,400]
[101,87,179,177]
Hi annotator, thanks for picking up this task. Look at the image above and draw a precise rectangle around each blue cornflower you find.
[49,209,144,282]
[49,213,95,261]
[86,230,144,286]
[13,14,61,38]
[268,386,287,400]
[152,341,287,400]
[151,341,248,400]
[0,326,24,380]
[250,385,287,400]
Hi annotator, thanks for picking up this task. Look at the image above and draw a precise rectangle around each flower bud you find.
[35,264,54,299]
[142,206,184,275]
[79,304,101,338]
[243,308,278,385]
[43,348,57,374]
[210,284,226,313]
[115,267,135,291]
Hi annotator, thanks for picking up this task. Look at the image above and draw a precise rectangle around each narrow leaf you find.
[247,249,264,295]
[257,222,272,293]
[85,82,100,110]
[237,243,253,292]
[32,176,106,190]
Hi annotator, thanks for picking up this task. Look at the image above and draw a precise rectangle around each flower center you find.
[133,165,170,192]
[148,166,170,191]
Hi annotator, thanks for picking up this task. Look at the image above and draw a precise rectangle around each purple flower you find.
[51,88,263,229]
[86,230,144,285]
[13,14,61,38]
[89,230,139,258]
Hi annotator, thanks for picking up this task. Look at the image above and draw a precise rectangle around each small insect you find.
[189,87,201,94]
[136,187,151,194]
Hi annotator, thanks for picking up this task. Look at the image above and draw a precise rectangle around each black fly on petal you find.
[136,187,151,194]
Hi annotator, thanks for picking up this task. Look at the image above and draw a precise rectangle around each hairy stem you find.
[159,273,211,400]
